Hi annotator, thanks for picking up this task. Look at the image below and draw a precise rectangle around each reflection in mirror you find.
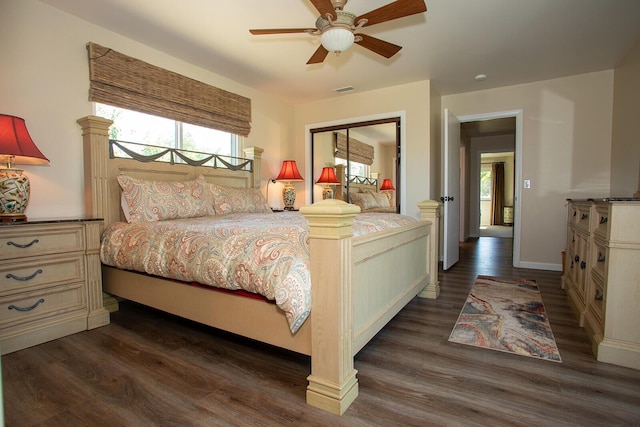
[311,119,399,213]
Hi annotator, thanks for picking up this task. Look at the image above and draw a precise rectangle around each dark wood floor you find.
[4,237,640,426]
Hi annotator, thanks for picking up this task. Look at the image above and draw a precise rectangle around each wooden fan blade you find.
[356,0,427,27]
[310,0,337,20]
[250,28,315,35]
[355,33,402,58]
[307,45,329,64]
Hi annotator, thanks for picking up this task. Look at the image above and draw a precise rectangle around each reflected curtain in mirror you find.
[334,133,374,165]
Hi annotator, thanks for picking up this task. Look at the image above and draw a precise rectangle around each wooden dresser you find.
[562,199,640,370]
[0,218,110,354]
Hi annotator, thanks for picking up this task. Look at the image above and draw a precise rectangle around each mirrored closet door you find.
[310,118,400,212]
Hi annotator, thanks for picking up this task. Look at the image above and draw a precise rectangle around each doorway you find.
[479,151,514,239]
[456,110,523,267]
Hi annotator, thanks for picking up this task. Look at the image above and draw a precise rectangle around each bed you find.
[78,115,440,415]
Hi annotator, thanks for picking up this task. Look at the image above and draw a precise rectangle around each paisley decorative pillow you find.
[117,175,210,223]
[370,192,391,208]
[349,192,377,210]
[209,183,271,214]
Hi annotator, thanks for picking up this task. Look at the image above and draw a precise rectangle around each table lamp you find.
[315,166,341,199]
[0,115,49,222]
[379,178,395,204]
[275,160,304,210]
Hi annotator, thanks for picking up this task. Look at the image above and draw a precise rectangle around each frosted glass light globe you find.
[321,28,355,53]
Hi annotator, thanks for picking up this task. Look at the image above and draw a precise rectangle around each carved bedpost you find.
[299,199,361,415]
[417,200,441,299]
[77,115,113,225]
[77,115,119,313]
[243,146,263,188]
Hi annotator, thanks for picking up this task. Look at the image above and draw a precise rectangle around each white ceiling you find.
[41,0,640,105]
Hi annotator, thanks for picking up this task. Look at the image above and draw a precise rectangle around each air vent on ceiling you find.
[334,86,354,94]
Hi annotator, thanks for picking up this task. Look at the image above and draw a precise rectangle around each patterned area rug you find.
[449,276,562,362]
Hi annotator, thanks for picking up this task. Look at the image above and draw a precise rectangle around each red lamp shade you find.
[275,160,304,182]
[315,167,340,185]
[0,115,49,166]
[380,179,395,191]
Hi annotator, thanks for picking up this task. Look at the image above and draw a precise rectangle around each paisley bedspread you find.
[100,211,417,332]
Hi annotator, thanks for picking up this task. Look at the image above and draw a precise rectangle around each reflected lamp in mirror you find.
[315,166,340,199]
[379,178,395,203]
[0,115,49,222]
[275,160,304,210]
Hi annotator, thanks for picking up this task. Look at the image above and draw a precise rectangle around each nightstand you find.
[0,218,110,354]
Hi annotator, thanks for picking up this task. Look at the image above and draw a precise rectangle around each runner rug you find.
[448,275,562,362]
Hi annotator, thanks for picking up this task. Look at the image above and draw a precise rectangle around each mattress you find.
[100,211,417,332]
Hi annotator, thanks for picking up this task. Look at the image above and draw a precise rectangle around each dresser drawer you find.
[572,204,592,232]
[591,239,608,278]
[594,206,610,240]
[0,283,86,327]
[0,224,85,261]
[0,254,85,294]
[588,271,606,329]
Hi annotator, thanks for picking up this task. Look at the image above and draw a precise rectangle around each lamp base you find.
[0,213,27,223]
[282,182,296,210]
[322,186,334,200]
[0,168,30,219]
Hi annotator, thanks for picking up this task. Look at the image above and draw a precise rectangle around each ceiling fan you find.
[249,0,427,64]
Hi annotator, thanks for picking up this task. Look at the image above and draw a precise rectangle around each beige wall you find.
[294,81,432,218]
[1,0,294,219]
[443,71,615,269]
[611,38,640,197]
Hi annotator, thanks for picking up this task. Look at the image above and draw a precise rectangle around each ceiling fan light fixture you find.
[320,27,355,53]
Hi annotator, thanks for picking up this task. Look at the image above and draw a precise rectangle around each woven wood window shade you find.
[334,132,374,165]
[86,42,251,136]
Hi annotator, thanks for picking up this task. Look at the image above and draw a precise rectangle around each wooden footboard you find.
[301,200,439,414]
[77,115,440,416]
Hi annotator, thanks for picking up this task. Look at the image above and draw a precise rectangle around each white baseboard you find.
[515,261,563,271]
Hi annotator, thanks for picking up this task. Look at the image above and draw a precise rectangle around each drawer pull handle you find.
[8,298,45,312]
[600,217,608,224]
[6,269,43,282]
[595,289,604,301]
[597,252,606,263]
[574,255,580,262]
[581,213,588,220]
[7,239,39,249]
[580,261,586,270]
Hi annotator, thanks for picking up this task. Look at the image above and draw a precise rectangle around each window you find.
[95,104,240,159]
[335,158,370,179]
[480,166,492,201]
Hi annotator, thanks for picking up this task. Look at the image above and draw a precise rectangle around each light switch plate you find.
[524,179,531,189]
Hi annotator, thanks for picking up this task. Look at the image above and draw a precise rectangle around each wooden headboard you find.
[333,164,378,202]
[77,115,263,228]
